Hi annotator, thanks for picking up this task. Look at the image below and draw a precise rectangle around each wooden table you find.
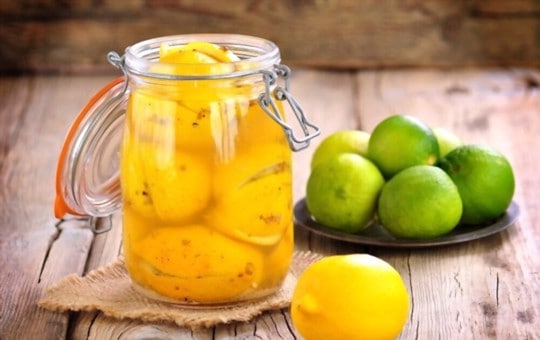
[1,68,539,339]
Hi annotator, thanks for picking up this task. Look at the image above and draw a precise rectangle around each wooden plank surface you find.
[0,77,108,339]
[1,0,540,73]
[1,67,539,339]
[353,69,540,339]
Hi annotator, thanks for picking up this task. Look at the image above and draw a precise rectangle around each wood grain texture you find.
[1,0,540,73]
[353,68,540,339]
[0,77,95,339]
[1,68,539,339]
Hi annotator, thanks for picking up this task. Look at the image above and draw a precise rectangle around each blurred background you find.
[1,0,540,74]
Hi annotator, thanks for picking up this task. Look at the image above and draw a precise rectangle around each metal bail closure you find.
[258,65,320,151]
[54,76,129,231]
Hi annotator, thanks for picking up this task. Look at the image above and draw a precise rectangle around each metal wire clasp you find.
[107,51,129,95]
[259,65,320,151]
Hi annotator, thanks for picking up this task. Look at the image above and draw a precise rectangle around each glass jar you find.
[54,34,319,305]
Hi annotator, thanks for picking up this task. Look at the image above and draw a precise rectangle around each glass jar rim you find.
[123,33,281,79]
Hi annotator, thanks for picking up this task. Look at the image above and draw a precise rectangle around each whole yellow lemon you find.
[290,254,409,340]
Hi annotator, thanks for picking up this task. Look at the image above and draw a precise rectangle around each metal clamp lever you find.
[259,65,320,151]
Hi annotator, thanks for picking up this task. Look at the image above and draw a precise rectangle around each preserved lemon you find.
[207,144,291,246]
[126,224,264,303]
[160,41,240,63]
[259,222,294,289]
[121,132,157,220]
[121,40,293,304]
[141,147,211,223]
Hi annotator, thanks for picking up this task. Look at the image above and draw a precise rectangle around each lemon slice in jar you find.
[156,41,239,76]
[258,222,294,289]
[121,129,158,220]
[160,41,240,63]
[206,143,293,246]
[140,146,212,223]
[128,224,264,304]
[156,41,245,151]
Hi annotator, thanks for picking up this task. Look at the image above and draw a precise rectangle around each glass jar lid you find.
[54,77,128,218]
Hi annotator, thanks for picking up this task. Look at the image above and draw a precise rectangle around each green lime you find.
[311,130,370,169]
[368,115,439,178]
[433,127,462,158]
[439,145,515,225]
[306,153,385,233]
[378,165,462,239]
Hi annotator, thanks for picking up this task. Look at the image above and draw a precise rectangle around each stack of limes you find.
[306,114,515,239]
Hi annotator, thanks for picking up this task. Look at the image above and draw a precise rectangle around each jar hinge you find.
[55,216,112,235]
[89,215,113,234]
[259,65,320,152]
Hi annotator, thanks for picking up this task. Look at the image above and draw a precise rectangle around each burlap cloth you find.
[39,250,323,329]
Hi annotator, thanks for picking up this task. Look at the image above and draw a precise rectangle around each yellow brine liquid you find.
[120,42,293,304]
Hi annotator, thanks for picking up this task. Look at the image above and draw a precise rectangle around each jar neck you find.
[123,34,281,80]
